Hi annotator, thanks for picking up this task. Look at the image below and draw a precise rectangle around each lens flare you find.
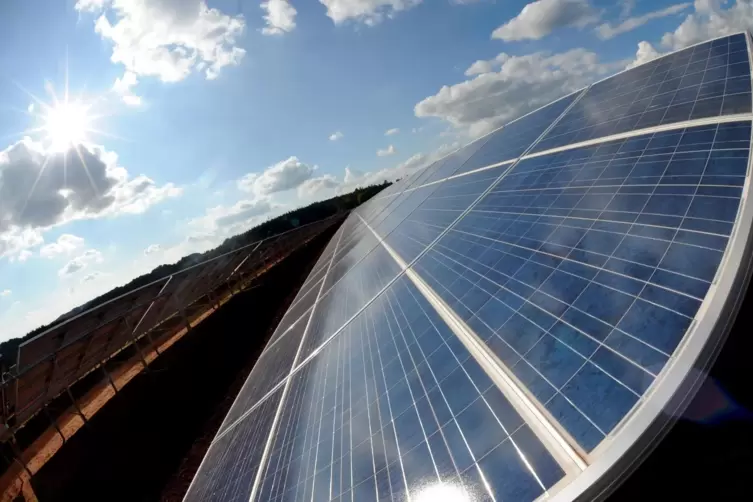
[412,481,473,502]
[43,101,92,151]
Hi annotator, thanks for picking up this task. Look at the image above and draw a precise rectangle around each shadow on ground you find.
[30,226,337,502]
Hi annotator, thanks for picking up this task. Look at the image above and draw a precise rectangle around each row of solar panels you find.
[0,215,344,437]
[185,34,753,501]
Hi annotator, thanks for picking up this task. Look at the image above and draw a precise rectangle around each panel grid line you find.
[187,34,753,502]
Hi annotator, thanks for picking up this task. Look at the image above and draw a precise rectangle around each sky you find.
[0,0,749,341]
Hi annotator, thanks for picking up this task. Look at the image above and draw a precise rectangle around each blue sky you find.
[0,0,747,340]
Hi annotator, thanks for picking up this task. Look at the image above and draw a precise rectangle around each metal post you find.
[180,307,192,332]
[122,316,149,369]
[9,434,32,477]
[101,365,118,394]
[128,303,161,357]
[43,405,65,444]
[66,386,88,425]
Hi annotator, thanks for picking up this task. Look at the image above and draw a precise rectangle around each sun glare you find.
[413,482,473,502]
[43,101,92,151]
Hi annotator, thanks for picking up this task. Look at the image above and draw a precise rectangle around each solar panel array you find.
[187,33,753,502]
[0,215,343,436]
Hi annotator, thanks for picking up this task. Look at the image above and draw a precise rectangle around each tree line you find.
[0,182,390,367]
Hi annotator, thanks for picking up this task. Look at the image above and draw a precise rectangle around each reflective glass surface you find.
[188,36,753,502]
[257,277,564,502]
[534,34,751,153]
[413,121,750,450]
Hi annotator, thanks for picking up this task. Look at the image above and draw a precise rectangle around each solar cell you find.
[453,91,581,176]
[185,387,283,502]
[187,34,753,502]
[533,34,751,154]
[407,121,750,450]
[217,312,314,434]
[255,277,564,502]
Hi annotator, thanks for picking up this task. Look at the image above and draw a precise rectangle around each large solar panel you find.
[0,216,341,437]
[186,33,753,502]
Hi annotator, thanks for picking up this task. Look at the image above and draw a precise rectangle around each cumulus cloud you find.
[76,0,246,97]
[377,145,396,157]
[82,272,103,283]
[261,0,297,35]
[622,1,753,70]
[0,290,10,297]
[596,3,690,39]
[385,128,400,136]
[0,228,44,260]
[214,199,275,227]
[297,174,340,198]
[187,197,279,246]
[329,131,344,141]
[658,0,753,50]
[59,249,103,277]
[492,0,599,41]
[40,234,85,258]
[415,49,623,138]
[627,40,663,69]
[304,143,458,200]
[238,156,315,196]
[143,244,161,255]
[113,71,142,106]
[15,250,32,263]
[319,0,422,25]
[0,139,180,258]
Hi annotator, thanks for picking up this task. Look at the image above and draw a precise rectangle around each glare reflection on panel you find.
[412,481,473,502]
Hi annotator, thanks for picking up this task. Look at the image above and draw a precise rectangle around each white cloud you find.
[238,156,315,196]
[82,272,103,283]
[0,290,10,298]
[58,249,104,277]
[143,244,161,255]
[297,174,340,199]
[492,0,599,41]
[385,128,400,136]
[113,71,142,106]
[15,250,32,263]
[620,0,636,18]
[658,0,753,51]
[0,139,180,258]
[319,0,422,25]
[596,3,690,39]
[77,0,246,98]
[624,0,753,70]
[75,0,108,10]
[309,143,458,198]
[261,0,297,35]
[464,53,511,77]
[1,228,43,260]
[415,49,623,138]
[627,40,663,69]
[329,131,344,141]
[377,145,396,157]
[187,197,279,245]
[40,234,85,258]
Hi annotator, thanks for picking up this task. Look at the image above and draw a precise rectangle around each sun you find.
[43,101,93,152]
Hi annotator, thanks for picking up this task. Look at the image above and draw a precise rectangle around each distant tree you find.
[0,182,390,364]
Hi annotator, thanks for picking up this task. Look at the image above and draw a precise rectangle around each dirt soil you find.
[1,225,336,502]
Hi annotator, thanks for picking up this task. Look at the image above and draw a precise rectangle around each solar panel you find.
[0,217,340,436]
[185,388,283,502]
[412,120,749,450]
[186,33,753,502]
[534,34,751,154]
